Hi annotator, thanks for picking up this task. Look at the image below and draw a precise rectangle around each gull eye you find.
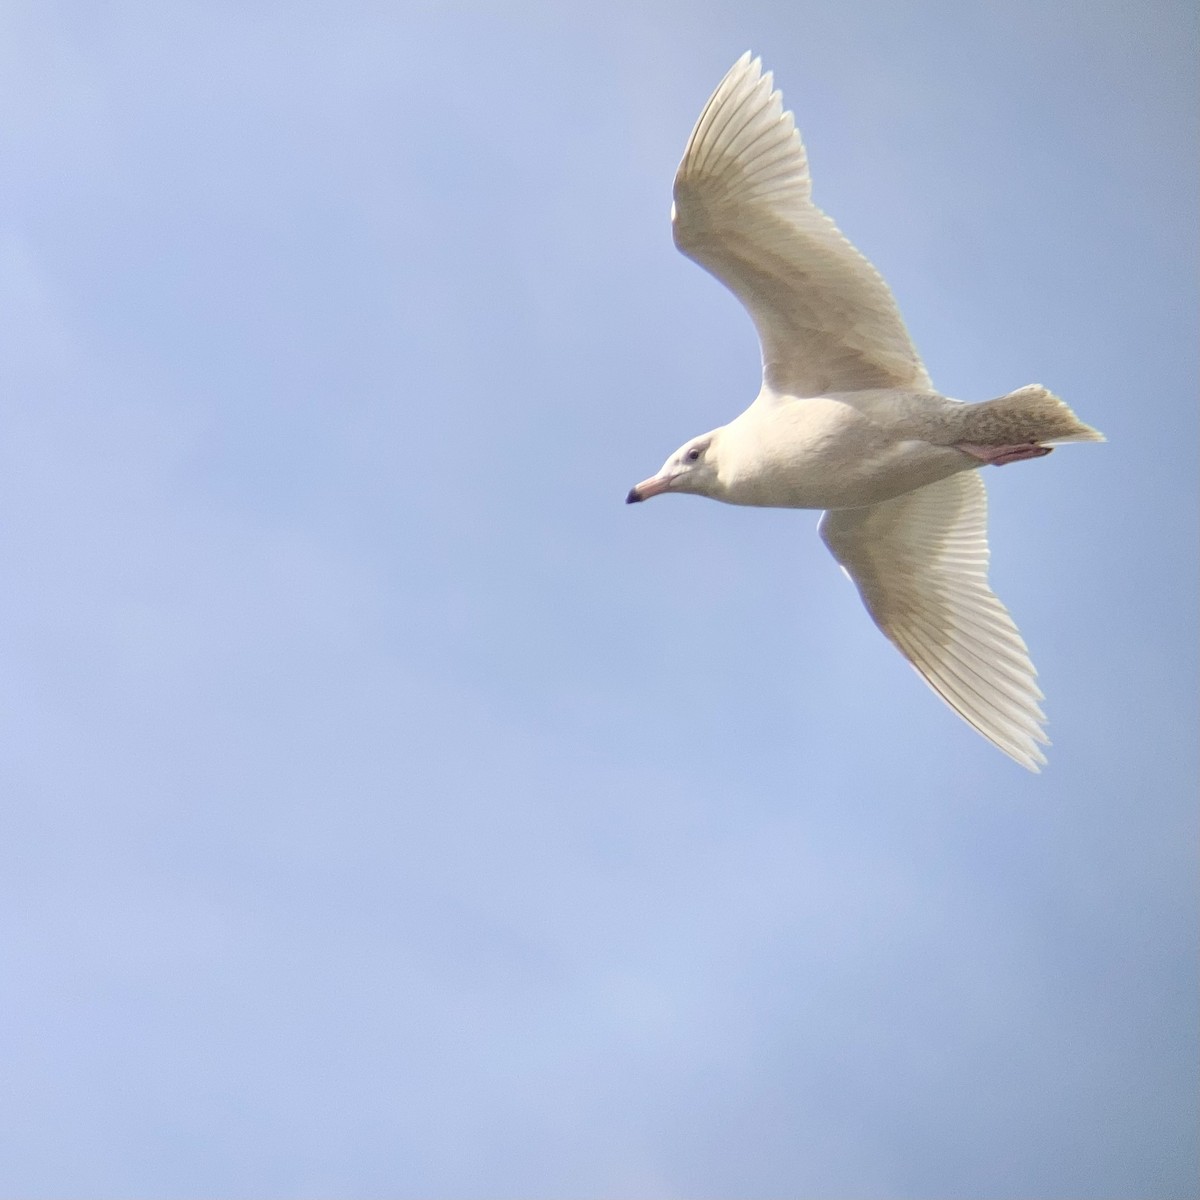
[685,446,702,463]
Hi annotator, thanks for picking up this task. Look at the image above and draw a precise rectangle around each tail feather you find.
[960,385,1105,447]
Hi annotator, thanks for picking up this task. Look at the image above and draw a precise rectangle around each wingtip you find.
[731,50,760,80]
[1020,744,1050,773]
[1003,724,1050,773]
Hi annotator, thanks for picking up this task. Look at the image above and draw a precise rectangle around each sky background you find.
[1,1,1197,1197]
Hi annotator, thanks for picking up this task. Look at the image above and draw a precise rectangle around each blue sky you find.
[1,1,1196,1196]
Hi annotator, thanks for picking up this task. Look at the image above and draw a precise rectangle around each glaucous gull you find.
[627,53,1103,770]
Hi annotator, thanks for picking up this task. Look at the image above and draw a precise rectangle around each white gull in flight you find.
[627,53,1103,770]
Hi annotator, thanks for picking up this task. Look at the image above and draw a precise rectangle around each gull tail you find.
[958,385,1105,447]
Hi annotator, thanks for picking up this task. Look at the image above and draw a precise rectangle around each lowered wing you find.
[818,472,1049,770]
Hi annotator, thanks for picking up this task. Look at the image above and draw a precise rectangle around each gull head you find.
[626,431,721,503]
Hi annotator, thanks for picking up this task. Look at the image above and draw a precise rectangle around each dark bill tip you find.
[625,487,643,504]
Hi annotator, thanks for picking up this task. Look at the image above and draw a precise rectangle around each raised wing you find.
[818,472,1048,770]
[673,53,932,398]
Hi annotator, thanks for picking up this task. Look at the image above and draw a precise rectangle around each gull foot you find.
[955,442,1054,467]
